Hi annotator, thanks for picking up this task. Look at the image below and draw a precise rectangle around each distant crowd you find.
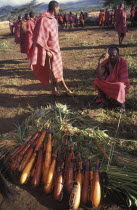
[8,4,137,39]
[98,5,137,27]
[9,10,88,37]
[56,11,88,29]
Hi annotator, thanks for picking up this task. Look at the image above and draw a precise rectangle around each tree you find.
[9,0,44,19]
[104,0,137,7]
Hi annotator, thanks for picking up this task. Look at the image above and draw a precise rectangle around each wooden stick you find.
[92,139,110,160]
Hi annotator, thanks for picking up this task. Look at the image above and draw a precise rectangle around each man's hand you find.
[99,53,109,61]
[47,51,53,58]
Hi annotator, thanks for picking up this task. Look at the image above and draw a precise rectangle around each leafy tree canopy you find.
[104,0,137,7]
[10,0,44,18]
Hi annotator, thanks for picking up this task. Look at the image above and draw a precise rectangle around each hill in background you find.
[0,0,103,20]
[39,0,103,12]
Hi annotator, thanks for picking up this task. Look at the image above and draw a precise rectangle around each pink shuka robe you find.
[20,20,28,53]
[26,19,36,59]
[115,8,127,35]
[14,20,21,44]
[130,6,135,20]
[30,11,63,86]
[94,57,130,104]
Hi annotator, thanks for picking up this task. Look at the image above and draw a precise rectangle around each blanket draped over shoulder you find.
[26,19,36,60]
[115,8,127,35]
[30,11,63,86]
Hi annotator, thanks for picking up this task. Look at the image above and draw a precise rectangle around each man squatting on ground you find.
[94,47,130,112]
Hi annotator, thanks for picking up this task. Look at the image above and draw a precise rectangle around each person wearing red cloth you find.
[26,11,36,60]
[94,47,130,112]
[14,15,22,44]
[130,5,135,27]
[20,13,30,54]
[114,3,127,45]
[64,12,69,29]
[98,9,105,26]
[79,11,85,27]
[30,1,73,96]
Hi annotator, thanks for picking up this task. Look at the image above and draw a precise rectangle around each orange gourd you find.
[43,131,52,184]
[90,161,101,207]
[53,162,64,201]
[81,160,90,204]
[44,150,58,193]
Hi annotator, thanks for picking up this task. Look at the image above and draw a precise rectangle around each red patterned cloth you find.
[20,20,28,53]
[130,6,135,19]
[30,11,63,86]
[26,19,36,59]
[14,20,21,44]
[115,8,127,35]
[94,57,130,104]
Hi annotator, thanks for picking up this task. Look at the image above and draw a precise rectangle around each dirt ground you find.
[0,22,137,210]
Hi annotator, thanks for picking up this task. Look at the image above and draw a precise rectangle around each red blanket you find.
[94,57,130,103]
[115,8,127,34]
[30,11,63,86]
[14,20,21,44]
[98,12,105,25]
[26,19,36,59]
[20,20,28,54]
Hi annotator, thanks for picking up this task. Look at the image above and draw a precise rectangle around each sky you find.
[0,0,80,8]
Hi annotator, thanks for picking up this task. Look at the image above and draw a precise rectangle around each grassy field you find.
[0,24,137,209]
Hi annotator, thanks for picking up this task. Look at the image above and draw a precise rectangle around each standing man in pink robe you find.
[115,3,127,45]
[130,5,135,27]
[14,15,22,44]
[30,1,73,96]
[26,11,36,60]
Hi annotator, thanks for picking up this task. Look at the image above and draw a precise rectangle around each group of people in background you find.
[9,10,88,37]
[57,11,88,29]
[98,3,137,45]
[98,4,137,28]
[12,11,37,60]
[98,8,115,27]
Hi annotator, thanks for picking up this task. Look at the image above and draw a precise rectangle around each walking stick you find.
[107,111,123,170]
[48,57,56,105]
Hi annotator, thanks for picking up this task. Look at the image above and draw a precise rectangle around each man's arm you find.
[96,53,109,78]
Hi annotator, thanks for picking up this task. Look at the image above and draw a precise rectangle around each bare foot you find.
[65,89,75,96]
[120,103,125,113]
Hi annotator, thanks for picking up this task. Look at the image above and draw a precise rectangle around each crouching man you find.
[94,46,130,112]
